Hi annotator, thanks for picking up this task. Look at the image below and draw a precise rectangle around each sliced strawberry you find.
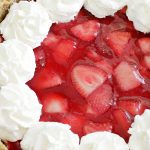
[138,38,150,54]
[95,60,113,74]
[71,20,100,41]
[86,50,102,62]
[60,113,86,137]
[143,55,150,69]
[86,104,99,115]
[114,61,141,91]
[117,99,146,116]
[41,93,68,113]
[83,121,113,135]
[42,33,61,49]
[112,109,132,140]
[71,64,107,97]
[87,84,113,115]
[85,104,103,121]
[106,31,131,56]
[28,68,62,90]
[86,104,111,121]
[52,39,76,65]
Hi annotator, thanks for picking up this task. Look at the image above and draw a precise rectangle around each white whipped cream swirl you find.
[127,0,150,33]
[0,84,42,142]
[0,1,52,48]
[80,132,129,150]
[84,0,127,18]
[128,109,150,150]
[37,0,85,23]
[21,122,79,150]
[0,39,36,85]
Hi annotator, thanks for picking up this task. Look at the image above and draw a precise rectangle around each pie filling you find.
[2,7,150,150]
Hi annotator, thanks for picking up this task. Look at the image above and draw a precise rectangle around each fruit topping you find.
[71,20,100,41]
[34,47,46,68]
[113,109,132,140]
[95,59,113,75]
[138,38,150,55]
[41,92,68,113]
[106,31,131,56]
[143,55,150,70]
[28,67,62,90]
[117,99,146,116]
[87,84,113,115]
[42,33,61,49]
[52,39,76,66]
[7,6,150,150]
[83,121,113,135]
[114,61,141,91]
[60,113,86,137]
[86,50,101,62]
[71,64,107,97]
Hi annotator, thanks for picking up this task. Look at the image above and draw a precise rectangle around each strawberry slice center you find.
[71,65,107,97]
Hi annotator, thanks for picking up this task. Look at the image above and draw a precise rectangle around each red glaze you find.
[5,8,150,149]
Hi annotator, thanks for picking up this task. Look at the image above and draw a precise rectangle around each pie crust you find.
[0,141,7,150]
[0,0,19,22]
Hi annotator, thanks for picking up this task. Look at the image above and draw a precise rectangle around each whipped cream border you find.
[0,0,149,149]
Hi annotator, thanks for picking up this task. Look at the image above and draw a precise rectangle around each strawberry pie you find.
[0,0,150,150]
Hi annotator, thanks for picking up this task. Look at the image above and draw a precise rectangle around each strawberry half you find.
[138,38,150,54]
[106,31,131,56]
[83,121,113,135]
[114,61,141,91]
[87,84,113,115]
[71,64,107,97]
[71,20,100,41]
[28,67,62,90]
[52,39,76,65]
[117,99,146,116]
[41,93,68,113]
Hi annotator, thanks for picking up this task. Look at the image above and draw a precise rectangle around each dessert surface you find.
[28,7,150,141]
[0,0,150,150]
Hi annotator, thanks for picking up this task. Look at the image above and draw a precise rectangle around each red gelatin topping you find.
[7,8,150,149]
[27,8,150,141]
